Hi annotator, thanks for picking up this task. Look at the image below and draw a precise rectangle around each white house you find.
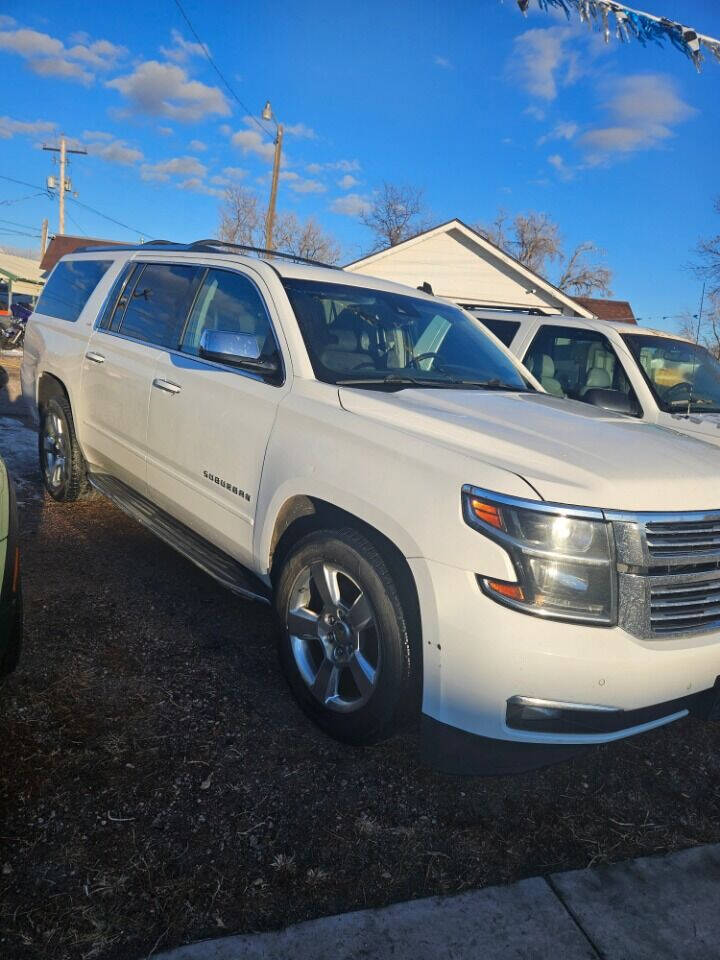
[345,219,595,319]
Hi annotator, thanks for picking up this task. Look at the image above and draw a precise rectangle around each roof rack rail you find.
[186,239,341,269]
[72,238,340,269]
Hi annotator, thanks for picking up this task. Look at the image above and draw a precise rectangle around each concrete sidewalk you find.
[154,843,720,959]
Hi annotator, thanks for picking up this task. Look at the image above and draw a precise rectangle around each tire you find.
[1,584,23,677]
[38,396,92,502]
[275,527,416,745]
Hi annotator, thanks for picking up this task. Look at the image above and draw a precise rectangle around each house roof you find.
[574,297,636,323]
[0,250,43,285]
[40,234,127,274]
[345,219,596,319]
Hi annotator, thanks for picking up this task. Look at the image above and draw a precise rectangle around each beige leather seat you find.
[529,353,564,397]
[581,366,612,395]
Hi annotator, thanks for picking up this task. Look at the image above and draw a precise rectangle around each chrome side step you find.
[88,473,271,604]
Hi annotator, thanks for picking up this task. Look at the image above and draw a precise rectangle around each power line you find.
[172,0,275,138]
[64,208,87,237]
[0,174,49,193]
[66,195,151,238]
[0,192,47,207]
[0,217,41,231]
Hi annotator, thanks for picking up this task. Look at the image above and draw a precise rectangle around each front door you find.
[146,265,288,567]
[80,260,204,494]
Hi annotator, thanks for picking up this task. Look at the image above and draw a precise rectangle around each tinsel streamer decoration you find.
[515,0,719,72]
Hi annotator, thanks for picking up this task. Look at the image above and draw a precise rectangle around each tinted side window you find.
[98,263,139,331]
[481,318,521,348]
[525,325,634,403]
[118,263,203,349]
[181,268,278,360]
[35,259,113,323]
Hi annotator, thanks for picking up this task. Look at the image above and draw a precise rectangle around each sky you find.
[1,0,719,332]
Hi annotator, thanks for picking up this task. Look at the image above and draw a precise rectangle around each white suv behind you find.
[473,308,720,446]
[21,241,720,775]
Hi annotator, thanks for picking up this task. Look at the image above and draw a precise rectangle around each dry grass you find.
[1,447,720,959]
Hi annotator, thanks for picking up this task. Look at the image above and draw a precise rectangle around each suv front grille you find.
[646,518,720,560]
[650,575,720,635]
[610,508,720,640]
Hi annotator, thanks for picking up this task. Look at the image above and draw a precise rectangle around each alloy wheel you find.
[286,560,381,713]
[42,412,69,492]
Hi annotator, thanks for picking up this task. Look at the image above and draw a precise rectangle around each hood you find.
[338,387,720,512]
[666,411,720,449]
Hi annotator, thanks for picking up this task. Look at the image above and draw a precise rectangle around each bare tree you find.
[677,295,720,358]
[695,196,720,295]
[556,242,612,297]
[217,188,340,263]
[476,209,612,296]
[274,212,341,264]
[361,182,428,250]
[217,187,263,246]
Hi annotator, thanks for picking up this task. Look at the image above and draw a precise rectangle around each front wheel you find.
[275,527,417,745]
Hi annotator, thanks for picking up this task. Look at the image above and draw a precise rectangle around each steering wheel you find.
[407,351,443,369]
[664,380,693,403]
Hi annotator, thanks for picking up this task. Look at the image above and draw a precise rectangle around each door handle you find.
[152,378,182,395]
[85,351,105,364]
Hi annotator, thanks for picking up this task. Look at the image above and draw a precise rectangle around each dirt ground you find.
[2,353,720,960]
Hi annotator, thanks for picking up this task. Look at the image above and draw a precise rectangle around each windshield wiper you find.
[336,375,454,390]
[336,375,527,392]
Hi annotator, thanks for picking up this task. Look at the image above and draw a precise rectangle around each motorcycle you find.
[0,302,31,351]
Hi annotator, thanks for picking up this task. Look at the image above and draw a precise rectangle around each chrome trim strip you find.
[462,484,605,521]
[508,695,620,713]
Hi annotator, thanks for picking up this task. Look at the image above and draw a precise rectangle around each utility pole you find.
[43,136,87,235]
[261,101,283,251]
[40,218,48,257]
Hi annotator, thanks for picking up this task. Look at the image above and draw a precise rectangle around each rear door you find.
[80,261,203,494]
[146,264,289,567]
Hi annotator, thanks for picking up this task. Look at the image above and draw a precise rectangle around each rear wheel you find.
[39,397,91,502]
[275,527,416,745]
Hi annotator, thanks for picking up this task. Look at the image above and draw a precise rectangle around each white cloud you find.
[158,126,174,137]
[433,55,453,69]
[107,61,230,122]
[507,25,583,101]
[330,193,371,217]
[537,121,578,145]
[338,174,359,189]
[547,153,573,180]
[160,29,205,63]
[523,105,546,121]
[0,26,125,83]
[290,177,325,194]
[29,57,93,84]
[0,15,16,28]
[87,137,144,166]
[219,124,232,136]
[189,138,207,152]
[0,27,63,58]
[230,127,276,163]
[140,155,207,181]
[306,158,360,175]
[0,116,57,140]
[580,74,695,164]
[284,121,316,140]
[178,177,224,197]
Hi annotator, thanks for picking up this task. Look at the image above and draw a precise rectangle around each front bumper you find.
[411,557,720,774]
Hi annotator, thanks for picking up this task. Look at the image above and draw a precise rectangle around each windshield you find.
[282,278,531,391]
[623,334,720,415]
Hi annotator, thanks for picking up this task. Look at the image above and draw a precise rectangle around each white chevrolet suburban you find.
[21,241,720,775]
[473,308,720,447]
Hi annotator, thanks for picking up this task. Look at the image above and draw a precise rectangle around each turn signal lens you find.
[470,498,504,530]
[485,579,524,602]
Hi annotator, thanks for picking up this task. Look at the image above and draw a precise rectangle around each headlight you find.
[462,486,616,625]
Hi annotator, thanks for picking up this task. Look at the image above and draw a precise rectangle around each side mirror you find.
[583,388,639,417]
[199,329,280,377]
